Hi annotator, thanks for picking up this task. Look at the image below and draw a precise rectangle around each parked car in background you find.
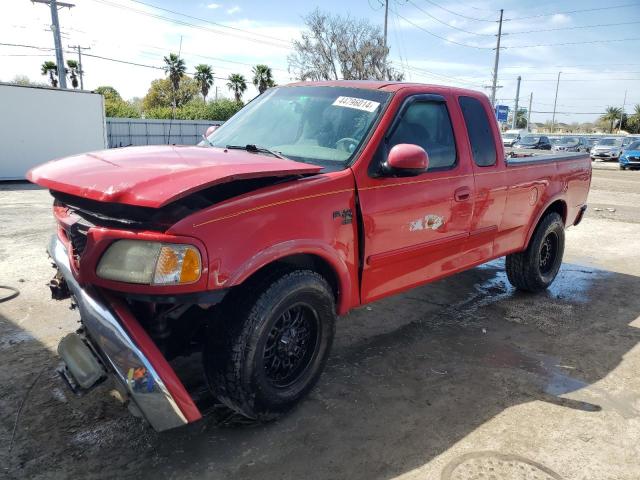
[622,136,640,149]
[590,137,623,161]
[553,136,590,153]
[514,135,552,150]
[548,136,562,146]
[502,129,527,147]
[586,137,600,149]
[619,140,640,170]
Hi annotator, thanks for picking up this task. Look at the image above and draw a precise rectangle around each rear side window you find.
[458,96,497,167]
[386,101,457,170]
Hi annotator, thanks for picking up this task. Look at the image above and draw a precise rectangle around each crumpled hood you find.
[27,145,321,208]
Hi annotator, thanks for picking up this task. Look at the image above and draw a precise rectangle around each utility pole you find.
[551,71,561,133]
[526,92,533,132]
[490,9,504,107]
[383,0,389,53]
[511,75,521,129]
[68,45,90,90]
[619,89,627,133]
[33,0,75,89]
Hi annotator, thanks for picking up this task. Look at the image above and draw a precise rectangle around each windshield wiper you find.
[226,144,288,160]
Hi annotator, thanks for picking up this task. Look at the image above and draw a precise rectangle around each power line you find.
[87,0,291,50]
[505,20,640,36]
[506,2,640,21]
[393,9,494,49]
[504,37,640,49]
[418,0,497,22]
[405,0,495,36]
[125,0,293,45]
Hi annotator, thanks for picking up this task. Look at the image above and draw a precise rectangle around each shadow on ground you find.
[1,260,639,480]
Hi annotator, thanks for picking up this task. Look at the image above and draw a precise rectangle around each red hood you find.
[27,145,321,208]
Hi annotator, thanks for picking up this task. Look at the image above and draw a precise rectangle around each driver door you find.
[354,93,475,303]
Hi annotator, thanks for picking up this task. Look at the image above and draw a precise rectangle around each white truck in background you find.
[502,128,529,147]
[0,83,107,180]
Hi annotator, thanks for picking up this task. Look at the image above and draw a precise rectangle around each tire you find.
[620,165,626,170]
[506,212,565,292]
[203,270,336,420]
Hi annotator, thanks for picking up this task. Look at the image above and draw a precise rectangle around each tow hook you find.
[50,271,71,300]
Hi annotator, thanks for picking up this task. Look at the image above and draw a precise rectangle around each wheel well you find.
[237,254,340,303]
[542,199,567,225]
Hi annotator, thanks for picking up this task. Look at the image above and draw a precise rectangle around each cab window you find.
[458,96,498,167]
[385,101,457,171]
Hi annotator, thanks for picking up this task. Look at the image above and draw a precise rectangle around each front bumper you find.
[48,235,201,431]
[591,151,619,159]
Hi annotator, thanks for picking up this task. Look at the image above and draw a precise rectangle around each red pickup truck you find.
[28,81,591,431]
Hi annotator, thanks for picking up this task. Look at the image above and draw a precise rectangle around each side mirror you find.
[205,125,219,137]
[382,144,429,176]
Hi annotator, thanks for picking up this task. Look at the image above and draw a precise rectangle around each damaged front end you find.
[48,235,202,430]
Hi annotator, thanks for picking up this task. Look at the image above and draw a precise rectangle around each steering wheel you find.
[336,137,359,153]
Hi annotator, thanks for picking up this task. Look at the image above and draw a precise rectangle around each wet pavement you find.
[1,168,640,479]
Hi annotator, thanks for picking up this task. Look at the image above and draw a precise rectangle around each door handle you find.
[454,187,471,202]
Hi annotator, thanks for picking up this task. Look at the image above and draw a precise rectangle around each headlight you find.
[97,240,202,285]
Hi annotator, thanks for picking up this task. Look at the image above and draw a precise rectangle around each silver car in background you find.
[553,136,590,152]
[590,137,623,161]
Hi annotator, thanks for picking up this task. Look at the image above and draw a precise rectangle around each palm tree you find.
[252,64,275,94]
[194,64,214,102]
[66,59,79,89]
[227,73,247,102]
[163,53,186,107]
[601,106,623,133]
[41,60,58,87]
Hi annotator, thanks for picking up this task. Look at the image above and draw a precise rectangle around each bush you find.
[143,99,243,121]
[105,99,141,118]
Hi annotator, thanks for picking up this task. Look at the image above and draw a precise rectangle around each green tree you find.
[40,60,58,87]
[601,106,623,133]
[11,75,47,87]
[163,53,187,108]
[94,86,122,101]
[66,59,79,89]
[627,104,640,134]
[227,73,247,102]
[194,64,214,102]
[252,64,275,94]
[142,77,199,110]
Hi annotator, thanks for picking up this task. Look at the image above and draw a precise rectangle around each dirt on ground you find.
[1,166,639,480]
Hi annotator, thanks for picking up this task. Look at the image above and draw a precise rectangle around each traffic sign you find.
[495,104,509,123]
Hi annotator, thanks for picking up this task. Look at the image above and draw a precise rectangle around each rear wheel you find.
[506,212,565,292]
[203,270,336,420]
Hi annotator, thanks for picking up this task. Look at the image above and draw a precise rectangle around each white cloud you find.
[550,13,571,25]
[227,5,241,15]
[206,3,221,9]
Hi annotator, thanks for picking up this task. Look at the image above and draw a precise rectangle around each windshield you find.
[627,141,640,150]
[204,86,390,169]
[519,136,539,145]
[557,137,579,146]
[598,138,621,146]
[503,133,518,139]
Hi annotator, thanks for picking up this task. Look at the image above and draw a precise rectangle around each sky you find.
[1,0,639,124]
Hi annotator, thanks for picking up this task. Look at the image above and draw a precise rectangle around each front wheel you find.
[506,212,565,292]
[203,270,336,420]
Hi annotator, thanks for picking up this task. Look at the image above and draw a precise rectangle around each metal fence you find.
[106,118,223,148]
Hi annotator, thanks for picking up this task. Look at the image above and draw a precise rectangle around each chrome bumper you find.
[48,235,190,431]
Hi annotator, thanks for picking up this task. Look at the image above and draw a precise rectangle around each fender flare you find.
[226,240,356,315]
[523,195,567,248]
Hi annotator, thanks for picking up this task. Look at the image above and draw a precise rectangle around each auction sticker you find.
[332,96,380,112]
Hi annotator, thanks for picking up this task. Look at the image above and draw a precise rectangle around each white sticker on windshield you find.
[332,96,380,112]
